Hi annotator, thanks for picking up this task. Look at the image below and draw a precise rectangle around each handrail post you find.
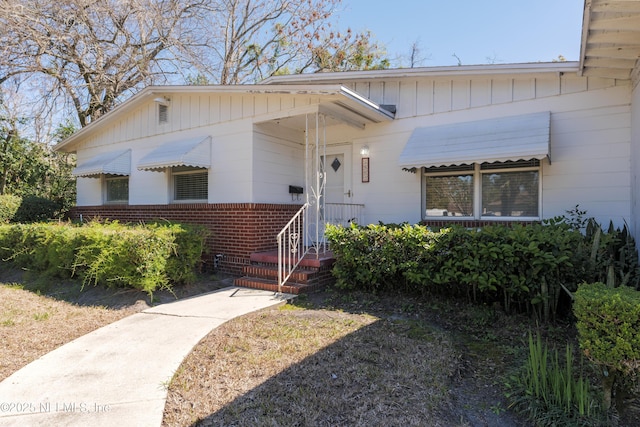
[277,203,310,294]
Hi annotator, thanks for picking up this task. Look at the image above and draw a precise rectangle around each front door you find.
[322,149,352,227]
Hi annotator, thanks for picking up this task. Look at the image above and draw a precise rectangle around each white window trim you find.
[423,161,543,221]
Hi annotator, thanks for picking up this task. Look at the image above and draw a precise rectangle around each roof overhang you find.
[399,112,551,169]
[55,84,394,153]
[137,136,211,171]
[579,0,640,81]
[72,149,131,177]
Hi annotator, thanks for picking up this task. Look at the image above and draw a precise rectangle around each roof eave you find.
[578,0,593,76]
[54,84,392,152]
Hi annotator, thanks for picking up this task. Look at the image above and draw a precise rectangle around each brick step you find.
[233,277,323,295]
[241,264,317,284]
[250,249,335,269]
[234,249,336,294]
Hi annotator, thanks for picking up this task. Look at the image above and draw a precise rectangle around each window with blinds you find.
[173,168,208,201]
[423,159,541,219]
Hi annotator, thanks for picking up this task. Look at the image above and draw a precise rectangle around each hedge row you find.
[0,221,207,294]
[325,219,640,322]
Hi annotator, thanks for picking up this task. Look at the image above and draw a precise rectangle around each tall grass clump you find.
[507,331,601,426]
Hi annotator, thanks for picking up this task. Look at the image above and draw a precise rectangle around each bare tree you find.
[198,0,389,83]
[0,0,389,126]
[0,0,209,126]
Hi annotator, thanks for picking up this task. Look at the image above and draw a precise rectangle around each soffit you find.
[579,0,640,80]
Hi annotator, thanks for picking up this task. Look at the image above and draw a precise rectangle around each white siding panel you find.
[470,80,491,108]
[416,80,434,116]
[561,74,588,94]
[369,81,384,105]
[355,82,370,99]
[513,78,534,101]
[220,95,232,122]
[631,82,640,241]
[535,78,560,98]
[209,95,221,123]
[252,124,304,203]
[451,80,470,110]
[398,81,417,119]
[491,79,512,104]
[433,80,452,113]
[383,81,400,106]
[76,178,103,206]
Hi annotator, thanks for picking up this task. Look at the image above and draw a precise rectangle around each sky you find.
[336,0,585,67]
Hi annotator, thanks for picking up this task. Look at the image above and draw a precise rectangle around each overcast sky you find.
[336,0,585,67]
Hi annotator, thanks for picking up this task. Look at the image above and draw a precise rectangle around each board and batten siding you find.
[341,77,632,229]
[631,80,640,242]
[348,74,620,119]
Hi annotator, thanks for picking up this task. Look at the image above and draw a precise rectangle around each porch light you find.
[360,145,370,157]
[153,96,170,104]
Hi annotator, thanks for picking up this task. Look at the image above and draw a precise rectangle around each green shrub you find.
[0,195,21,223]
[574,282,640,410]
[508,331,601,426]
[326,221,586,321]
[12,195,61,223]
[0,220,207,294]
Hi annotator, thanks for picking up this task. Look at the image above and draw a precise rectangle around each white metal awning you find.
[137,136,211,171]
[73,149,131,177]
[398,112,551,169]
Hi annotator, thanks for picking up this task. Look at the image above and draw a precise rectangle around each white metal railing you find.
[277,203,310,293]
[325,203,365,227]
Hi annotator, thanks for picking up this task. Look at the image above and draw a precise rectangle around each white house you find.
[55,0,640,292]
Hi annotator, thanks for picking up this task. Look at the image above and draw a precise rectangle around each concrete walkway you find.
[0,287,293,426]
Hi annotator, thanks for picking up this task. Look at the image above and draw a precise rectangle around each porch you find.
[233,202,364,294]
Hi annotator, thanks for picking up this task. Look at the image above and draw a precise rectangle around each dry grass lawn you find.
[0,284,136,381]
[1,271,527,427]
[162,304,461,426]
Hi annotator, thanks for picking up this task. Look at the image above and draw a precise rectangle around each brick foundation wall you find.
[69,203,303,275]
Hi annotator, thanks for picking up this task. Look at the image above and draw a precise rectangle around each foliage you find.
[0,194,20,222]
[11,196,61,223]
[574,282,640,410]
[507,331,601,426]
[0,0,389,126]
[326,221,587,322]
[0,221,207,294]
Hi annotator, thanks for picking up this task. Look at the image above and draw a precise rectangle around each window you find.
[424,160,540,219]
[158,104,169,124]
[172,167,208,201]
[104,176,129,203]
[424,165,474,217]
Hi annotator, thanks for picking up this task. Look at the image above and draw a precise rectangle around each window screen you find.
[481,170,538,217]
[425,174,474,217]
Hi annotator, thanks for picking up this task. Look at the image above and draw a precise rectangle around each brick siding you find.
[69,203,303,275]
